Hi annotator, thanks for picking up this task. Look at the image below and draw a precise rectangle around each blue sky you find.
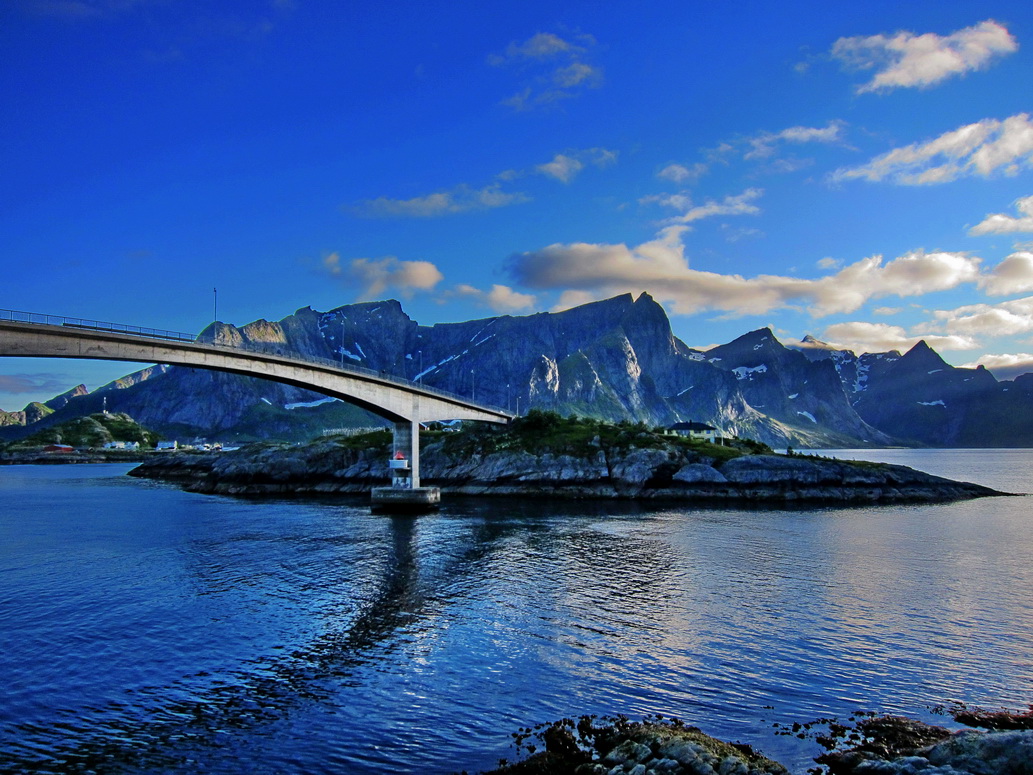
[3,0,1033,408]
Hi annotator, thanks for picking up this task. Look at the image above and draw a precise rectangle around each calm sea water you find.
[1,452,1031,774]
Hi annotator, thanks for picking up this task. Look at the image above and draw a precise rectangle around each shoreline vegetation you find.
[123,410,1010,503]
[469,704,1033,775]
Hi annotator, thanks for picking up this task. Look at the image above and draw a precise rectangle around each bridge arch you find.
[0,315,511,488]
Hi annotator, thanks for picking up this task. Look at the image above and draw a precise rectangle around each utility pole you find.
[471,369,475,402]
[340,316,345,368]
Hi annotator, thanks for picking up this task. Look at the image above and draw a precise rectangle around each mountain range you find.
[3,293,1031,447]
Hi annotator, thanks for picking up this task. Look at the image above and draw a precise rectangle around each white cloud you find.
[661,188,764,225]
[490,32,579,62]
[323,253,444,300]
[744,120,847,160]
[536,154,583,183]
[491,31,602,110]
[832,19,1017,94]
[960,352,1033,380]
[455,283,537,312]
[970,195,1033,235]
[535,147,617,183]
[820,321,978,353]
[832,113,1033,185]
[657,163,707,183]
[977,252,1033,295]
[357,183,530,217]
[930,296,1033,338]
[508,227,987,318]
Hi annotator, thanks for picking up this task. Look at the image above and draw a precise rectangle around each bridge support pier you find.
[371,419,440,513]
[392,419,420,488]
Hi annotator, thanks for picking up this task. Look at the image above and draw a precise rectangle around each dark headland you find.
[127,411,1009,503]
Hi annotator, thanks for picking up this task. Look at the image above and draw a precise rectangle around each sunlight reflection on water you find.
[1,455,1031,774]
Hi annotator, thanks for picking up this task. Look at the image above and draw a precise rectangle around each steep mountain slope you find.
[791,336,1033,446]
[706,329,892,446]
[3,293,1031,447]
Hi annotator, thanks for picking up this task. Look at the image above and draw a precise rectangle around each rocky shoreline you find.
[126,436,1008,503]
[0,449,151,465]
[471,711,1033,775]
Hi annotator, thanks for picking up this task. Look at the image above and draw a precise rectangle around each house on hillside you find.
[667,421,718,443]
[43,444,75,454]
[103,441,140,450]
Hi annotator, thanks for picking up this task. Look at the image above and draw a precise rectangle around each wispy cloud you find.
[453,283,537,312]
[508,227,1020,319]
[744,120,848,160]
[0,373,70,396]
[356,183,531,218]
[821,291,1033,358]
[832,19,1018,94]
[642,188,763,226]
[355,147,616,217]
[657,121,847,189]
[929,295,1033,338]
[831,113,1033,185]
[819,321,977,353]
[970,195,1033,235]
[322,253,443,300]
[657,163,707,184]
[961,352,1033,380]
[490,31,603,110]
[535,147,617,183]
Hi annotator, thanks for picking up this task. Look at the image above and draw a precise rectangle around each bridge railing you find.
[0,308,510,416]
[0,308,197,343]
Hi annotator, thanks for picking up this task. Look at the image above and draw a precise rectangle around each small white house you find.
[103,441,140,450]
[667,421,718,443]
[156,441,178,451]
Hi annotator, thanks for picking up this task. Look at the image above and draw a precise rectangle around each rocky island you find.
[128,411,1007,503]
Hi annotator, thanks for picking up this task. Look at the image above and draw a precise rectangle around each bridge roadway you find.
[0,314,512,489]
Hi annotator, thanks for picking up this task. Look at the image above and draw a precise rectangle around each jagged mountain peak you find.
[42,384,89,411]
[330,299,408,319]
[708,327,786,365]
[899,339,949,371]
[797,334,837,350]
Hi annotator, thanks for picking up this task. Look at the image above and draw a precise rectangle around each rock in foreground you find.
[816,714,1033,775]
[475,716,788,775]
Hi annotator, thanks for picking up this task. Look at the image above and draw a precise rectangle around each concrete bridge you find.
[0,311,511,496]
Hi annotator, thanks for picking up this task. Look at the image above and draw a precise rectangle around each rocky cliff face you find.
[5,293,1033,447]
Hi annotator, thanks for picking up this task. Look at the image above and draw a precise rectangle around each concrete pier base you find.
[370,486,441,514]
